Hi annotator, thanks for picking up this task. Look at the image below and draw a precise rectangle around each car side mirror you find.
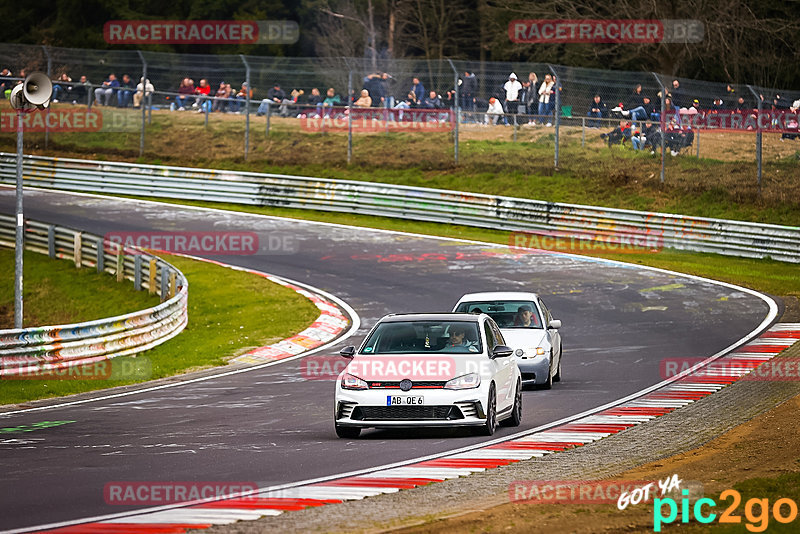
[548,319,562,330]
[339,346,356,359]
[490,345,514,359]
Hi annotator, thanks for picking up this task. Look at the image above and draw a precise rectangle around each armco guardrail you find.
[0,214,188,377]
[1,153,798,263]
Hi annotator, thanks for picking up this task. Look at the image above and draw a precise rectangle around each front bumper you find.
[335,388,488,428]
[517,355,551,385]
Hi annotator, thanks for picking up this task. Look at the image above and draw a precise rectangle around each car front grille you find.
[368,381,447,389]
[351,405,464,420]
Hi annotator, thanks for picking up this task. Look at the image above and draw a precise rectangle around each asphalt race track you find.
[0,188,773,532]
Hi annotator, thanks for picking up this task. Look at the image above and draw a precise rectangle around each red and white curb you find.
[31,323,800,534]
[169,256,350,365]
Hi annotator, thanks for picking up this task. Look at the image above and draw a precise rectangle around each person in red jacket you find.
[194,78,212,112]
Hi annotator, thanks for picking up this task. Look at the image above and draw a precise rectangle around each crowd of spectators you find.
[2,66,796,146]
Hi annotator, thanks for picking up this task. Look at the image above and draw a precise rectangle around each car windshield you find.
[360,321,483,354]
[454,301,543,329]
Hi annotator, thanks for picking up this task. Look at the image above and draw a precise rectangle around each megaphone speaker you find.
[9,84,26,109]
[23,72,53,107]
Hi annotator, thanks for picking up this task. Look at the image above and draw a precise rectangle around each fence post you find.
[548,65,560,169]
[137,50,147,157]
[581,117,586,148]
[204,97,209,128]
[347,70,353,165]
[160,267,169,301]
[266,101,271,136]
[696,131,700,158]
[747,85,763,193]
[73,233,82,268]
[48,225,55,258]
[116,245,124,282]
[651,73,666,184]
[134,255,142,290]
[169,271,177,298]
[240,54,251,160]
[42,45,51,149]
[447,59,459,165]
[148,258,157,295]
[96,237,104,273]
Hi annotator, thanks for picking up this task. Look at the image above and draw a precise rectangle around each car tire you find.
[501,380,522,427]
[553,345,563,382]
[477,384,497,436]
[540,356,553,390]
[335,425,361,439]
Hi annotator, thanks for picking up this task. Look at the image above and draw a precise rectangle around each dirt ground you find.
[396,390,800,534]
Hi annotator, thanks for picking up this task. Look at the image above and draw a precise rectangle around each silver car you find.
[453,292,563,388]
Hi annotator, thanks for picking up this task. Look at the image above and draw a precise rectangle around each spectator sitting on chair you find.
[710,97,725,113]
[423,90,442,109]
[230,82,250,113]
[485,97,504,125]
[257,83,286,116]
[72,75,91,105]
[194,79,212,112]
[321,87,342,117]
[354,89,372,108]
[633,121,660,152]
[587,94,607,128]
[600,120,633,147]
[175,78,194,110]
[212,81,231,112]
[51,73,73,103]
[94,73,119,106]
[133,77,153,108]
[665,121,693,155]
[117,74,134,108]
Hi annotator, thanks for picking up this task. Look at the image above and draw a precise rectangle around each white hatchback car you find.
[453,292,563,389]
[334,313,522,438]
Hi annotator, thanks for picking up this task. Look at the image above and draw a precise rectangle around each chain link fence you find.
[1,44,798,183]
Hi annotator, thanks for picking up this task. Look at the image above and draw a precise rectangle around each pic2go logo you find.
[654,489,799,532]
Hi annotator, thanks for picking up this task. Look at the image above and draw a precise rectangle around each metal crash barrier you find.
[0,153,798,263]
[0,214,188,377]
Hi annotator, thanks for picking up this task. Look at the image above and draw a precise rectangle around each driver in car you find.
[442,325,477,352]
[513,305,534,327]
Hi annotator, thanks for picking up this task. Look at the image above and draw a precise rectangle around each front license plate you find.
[387,395,424,406]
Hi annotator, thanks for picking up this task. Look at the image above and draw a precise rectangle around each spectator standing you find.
[0,68,13,99]
[133,77,153,108]
[461,70,477,112]
[117,74,134,108]
[669,79,686,109]
[364,73,386,107]
[503,72,523,119]
[410,77,425,103]
[537,74,555,125]
[525,72,538,121]
[94,73,119,106]
[587,94,607,128]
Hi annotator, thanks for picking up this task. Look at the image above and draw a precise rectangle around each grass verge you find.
[0,252,320,406]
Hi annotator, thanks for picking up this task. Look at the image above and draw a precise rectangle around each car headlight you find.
[341,373,368,390]
[444,373,481,390]
[516,347,547,357]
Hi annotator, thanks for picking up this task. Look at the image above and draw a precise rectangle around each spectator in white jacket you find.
[537,74,555,126]
[485,97,504,125]
[134,77,154,108]
[503,72,523,115]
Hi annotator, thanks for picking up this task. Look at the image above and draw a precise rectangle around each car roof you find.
[379,313,484,323]
[457,291,541,301]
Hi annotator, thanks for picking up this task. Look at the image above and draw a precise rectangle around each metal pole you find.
[137,51,147,157]
[447,59,459,165]
[43,46,51,149]
[14,110,24,328]
[747,85,762,192]
[581,117,585,147]
[266,103,271,136]
[347,70,353,165]
[651,73,666,184]
[548,65,560,169]
[240,55,251,160]
[696,131,700,158]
